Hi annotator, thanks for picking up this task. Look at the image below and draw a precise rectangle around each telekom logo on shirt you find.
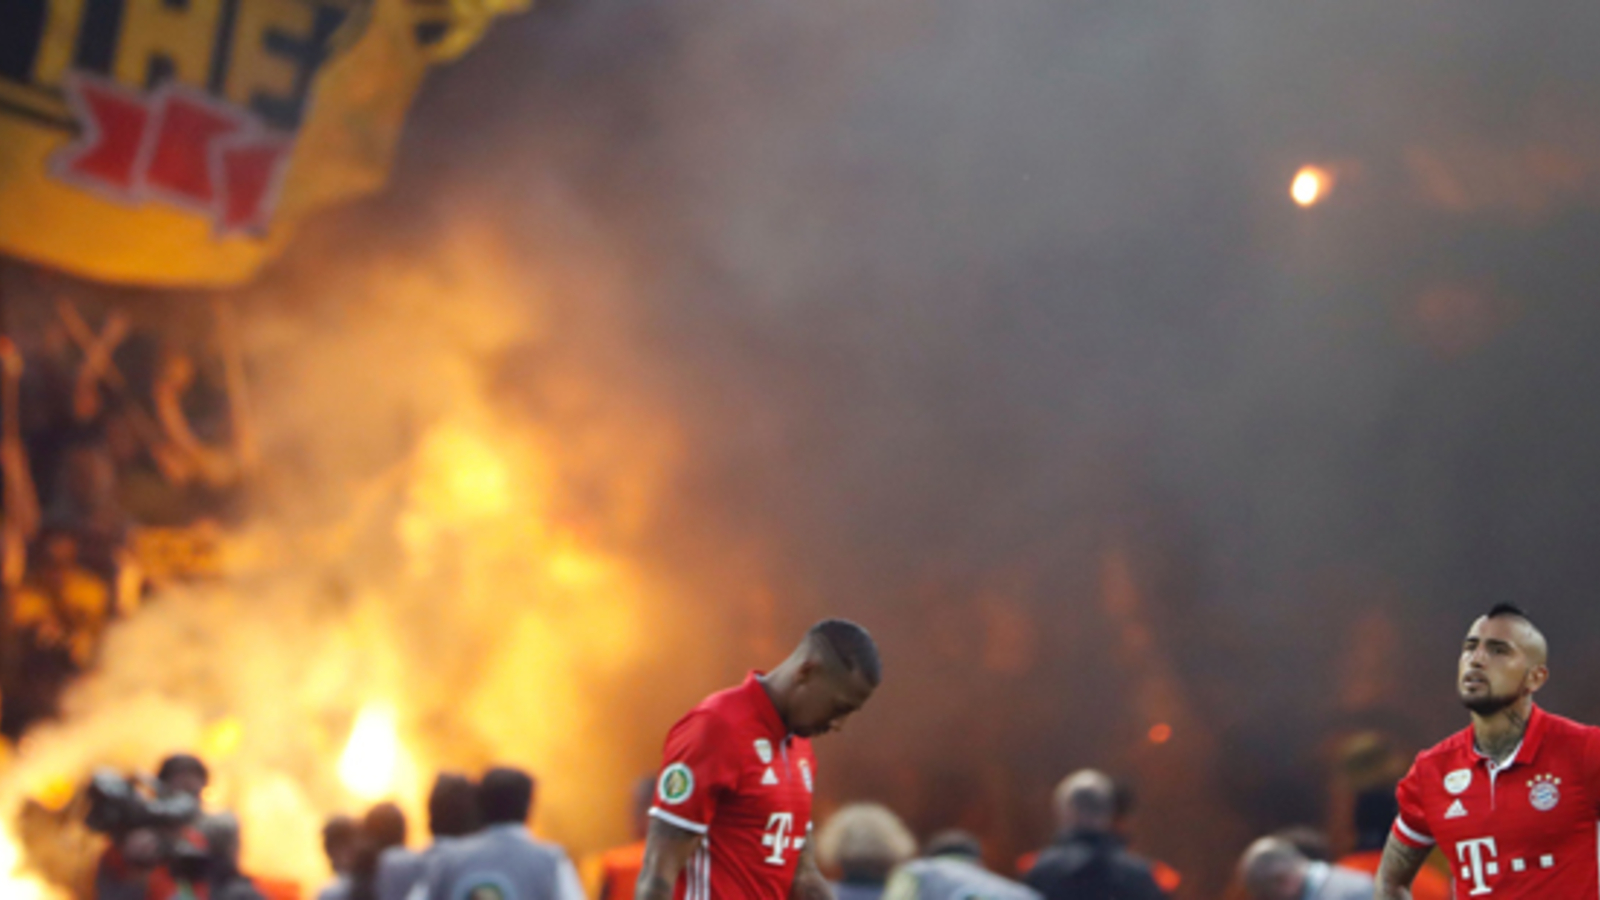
[762,813,796,866]
[1457,837,1498,896]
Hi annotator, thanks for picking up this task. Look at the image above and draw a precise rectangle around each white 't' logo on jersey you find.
[761,812,795,866]
[1456,837,1498,896]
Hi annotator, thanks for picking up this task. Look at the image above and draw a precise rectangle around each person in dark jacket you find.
[1023,770,1168,900]
[199,812,267,900]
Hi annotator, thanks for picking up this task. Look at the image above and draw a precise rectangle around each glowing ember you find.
[339,706,409,802]
[1148,723,1173,745]
[1291,166,1329,206]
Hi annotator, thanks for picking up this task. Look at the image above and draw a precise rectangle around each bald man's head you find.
[1482,604,1548,665]
[1460,604,1550,717]
[1237,837,1308,900]
[1052,769,1115,834]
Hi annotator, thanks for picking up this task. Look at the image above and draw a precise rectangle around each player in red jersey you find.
[636,619,881,900]
[1377,603,1600,899]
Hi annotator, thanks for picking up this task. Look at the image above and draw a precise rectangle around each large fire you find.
[338,706,413,804]
[0,221,699,896]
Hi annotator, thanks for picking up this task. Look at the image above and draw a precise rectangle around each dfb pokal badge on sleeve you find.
[659,763,695,806]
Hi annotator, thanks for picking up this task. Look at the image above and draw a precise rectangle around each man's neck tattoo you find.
[1477,707,1529,764]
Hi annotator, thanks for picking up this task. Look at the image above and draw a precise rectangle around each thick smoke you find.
[376,1,1600,894]
[14,1,1600,897]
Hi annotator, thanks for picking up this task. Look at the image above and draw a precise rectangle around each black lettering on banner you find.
[74,0,127,76]
[0,0,48,83]
[207,0,243,92]
[146,54,175,87]
[252,2,348,130]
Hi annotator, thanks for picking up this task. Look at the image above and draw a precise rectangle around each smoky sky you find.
[277,1,1600,893]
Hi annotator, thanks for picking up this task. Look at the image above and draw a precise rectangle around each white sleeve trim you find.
[1394,814,1435,846]
[650,807,710,835]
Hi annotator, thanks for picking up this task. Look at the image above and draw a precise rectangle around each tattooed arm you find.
[636,816,702,900]
[1374,832,1431,900]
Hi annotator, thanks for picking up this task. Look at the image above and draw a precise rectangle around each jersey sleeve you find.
[1392,756,1435,849]
[649,711,739,835]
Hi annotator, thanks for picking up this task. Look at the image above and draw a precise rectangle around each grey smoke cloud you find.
[265,1,1600,893]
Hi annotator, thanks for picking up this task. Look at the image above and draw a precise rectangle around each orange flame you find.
[339,706,411,803]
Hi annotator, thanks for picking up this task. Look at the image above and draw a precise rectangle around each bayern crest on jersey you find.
[1529,773,1561,812]
[799,758,814,793]
[1444,769,1472,795]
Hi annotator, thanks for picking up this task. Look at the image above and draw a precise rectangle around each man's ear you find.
[795,655,821,683]
[1529,664,1550,694]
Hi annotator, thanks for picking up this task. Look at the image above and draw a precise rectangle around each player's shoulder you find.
[1410,726,1475,773]
[1532,707,1600,754]
[669,685,753,738]
[1536,707,1600,737]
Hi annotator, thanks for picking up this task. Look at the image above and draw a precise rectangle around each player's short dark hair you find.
[157,753,209,786]
[809,619,881,687]
[1486,603,1533,623]
[479,766,536,826]
[428,772,481,838]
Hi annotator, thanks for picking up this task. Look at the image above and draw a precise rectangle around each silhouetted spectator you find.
[349,803,408,900]
[199,812,267,900]
[1271,826,1331,864]
[816,803,917,900]
[885,830,1039,900]
[1238,837,1373,900]
[2,529,107,737]
[376,773,481,900]
[415,767,583,900]
[1023,770,1168,900]
[44,441,131,583]
[317,816,361,900]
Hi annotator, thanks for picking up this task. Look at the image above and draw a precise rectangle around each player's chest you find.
[1429,759,1594,881]
[720,735,815,819]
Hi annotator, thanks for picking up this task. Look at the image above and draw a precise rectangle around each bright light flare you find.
[339,706,407,802]
[0,824,60,900]
[1291,166,1330,206]
[1148,723,1173,745]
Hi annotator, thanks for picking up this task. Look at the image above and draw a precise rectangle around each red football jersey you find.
[650,672,817,900]
[1393,705,1600,898]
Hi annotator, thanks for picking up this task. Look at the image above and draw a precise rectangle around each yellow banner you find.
[0,0,524,287]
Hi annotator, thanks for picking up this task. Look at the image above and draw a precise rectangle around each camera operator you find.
[91,753,214,900]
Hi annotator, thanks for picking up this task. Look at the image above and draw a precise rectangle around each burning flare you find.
[1291,166,1330,206]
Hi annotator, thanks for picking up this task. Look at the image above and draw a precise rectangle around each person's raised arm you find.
[635,815,702,900]
[1374,832,1429,900]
